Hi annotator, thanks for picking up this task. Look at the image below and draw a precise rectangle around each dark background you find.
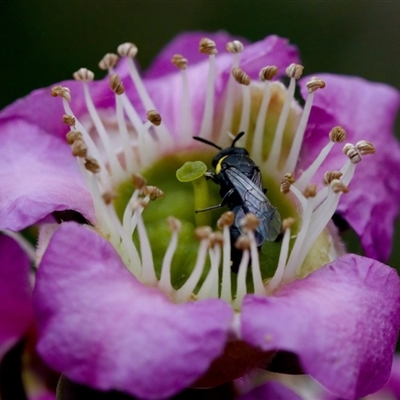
[1,0,400,266]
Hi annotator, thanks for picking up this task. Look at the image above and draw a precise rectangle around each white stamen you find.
[115,95,136,172]
[107,203,142,276]
[158,218,181,295]
[283,90,316,173]
[282,199,313,282]
[221,52,241,136]
[135,205,157,285]
[220,224,232,302]
[199,54,216,137]
[60,98,110,187]
[197,245,221,300]
[81,83,125,178]
[266,225,292,294]
[294,140,335,192]
[176,238,209,303]
[248,231,265,296]
[124,56,172,142]
[179,68,193,142]
[233,249,250,309]
[251,81,271,164]
[265,77,296,170]
[239,84,251,136]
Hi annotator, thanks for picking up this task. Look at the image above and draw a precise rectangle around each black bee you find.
[193,131,281,272]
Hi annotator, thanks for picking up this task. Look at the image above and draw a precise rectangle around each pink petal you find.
[34,222,233,399]
[0,119,94,231]
[241,254,400,399]
[0,235,33,360]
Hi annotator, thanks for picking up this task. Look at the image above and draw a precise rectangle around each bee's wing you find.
[225,167,281,243]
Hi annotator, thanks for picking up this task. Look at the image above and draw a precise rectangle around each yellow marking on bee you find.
[215,155,228,174]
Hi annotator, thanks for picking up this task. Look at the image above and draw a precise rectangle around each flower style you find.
[1,32,400,400]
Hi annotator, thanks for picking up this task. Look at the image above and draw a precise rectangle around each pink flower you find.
[1,32,399,399]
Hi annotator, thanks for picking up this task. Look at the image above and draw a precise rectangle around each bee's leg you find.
[204,171,219,184]
[195,188,235,213]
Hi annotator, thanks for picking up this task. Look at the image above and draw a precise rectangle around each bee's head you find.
[211,146,249,168]
[193,132,248,168]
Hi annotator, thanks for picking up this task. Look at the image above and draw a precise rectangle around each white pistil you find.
[175,227,211,303]
[284,77,326,173]
[265,63,303,170]
[159,217,181,295]
[198,38,218,138]
[221,41,243,136]
[266,219,293,293]
[251,66,278,164]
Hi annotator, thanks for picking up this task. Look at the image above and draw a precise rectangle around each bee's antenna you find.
[231,131,246,147]
[193,136,222,150]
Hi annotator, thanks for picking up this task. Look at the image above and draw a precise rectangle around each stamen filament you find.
[283,91,315,173]
[199,54,216,137]
[107,204,142,276]
[180,68,193,142]
[220,225,232,302]
[282,200,313,282]
[159,228,179,295]
[197,246,221,299]
[251,82,271,164]
[82,83,125,178]
[176,239,209,303]
[115,95,136,172]
[87,172,120,247]
[126,57,172,140]
[266,225,291,294]
[239,84,251,135]
[265,77,296,170]
[220,52,241,135]
[294,140,335,192]
[248,231,265,296]
[136,207,157,285]
[61,98,110,186]
[233,250,250,309]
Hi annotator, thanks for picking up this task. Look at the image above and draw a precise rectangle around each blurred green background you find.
[1,1,400,267]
